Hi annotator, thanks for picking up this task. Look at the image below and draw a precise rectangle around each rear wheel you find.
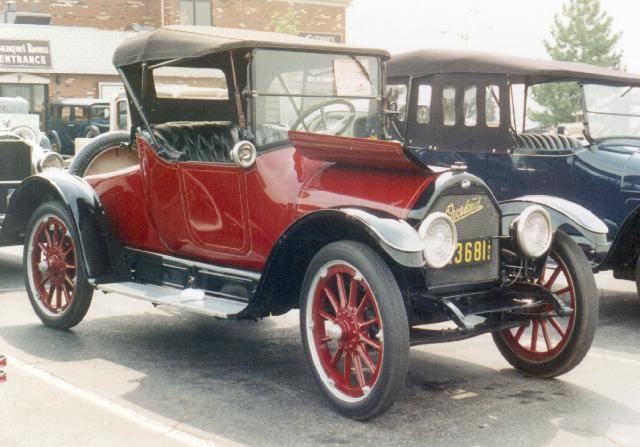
[300,241,409,420]
[69,131,135,177]
[493,232,598,377]
[24,201,93,329]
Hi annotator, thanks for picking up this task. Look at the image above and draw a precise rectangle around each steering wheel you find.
[291,99,357,136]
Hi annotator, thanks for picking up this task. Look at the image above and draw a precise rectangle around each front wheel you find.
[24,201,94,329]
[300,241,410,420]
[493,231,598,377]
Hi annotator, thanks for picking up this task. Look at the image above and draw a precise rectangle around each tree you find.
[531,0,623,129]
[268,7,300,35]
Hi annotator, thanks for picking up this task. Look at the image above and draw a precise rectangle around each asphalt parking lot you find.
[1,245,639,447]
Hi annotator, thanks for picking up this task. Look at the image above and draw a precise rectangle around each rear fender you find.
[500,195,609,267]
[0,170,125,280]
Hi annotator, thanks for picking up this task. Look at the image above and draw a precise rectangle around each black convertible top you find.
[388,49,640,87]
[113,25,390,67]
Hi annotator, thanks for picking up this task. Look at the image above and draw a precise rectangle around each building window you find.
[180,0,212,26]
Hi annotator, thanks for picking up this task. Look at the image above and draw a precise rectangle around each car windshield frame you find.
[582,83,640,141]
[249,48,384,148]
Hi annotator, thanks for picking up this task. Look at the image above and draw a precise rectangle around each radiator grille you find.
[426,193,500,287]
[0,140,31,181]
[0,140,31,216]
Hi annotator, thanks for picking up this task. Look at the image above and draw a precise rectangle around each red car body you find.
[88,133,435,272]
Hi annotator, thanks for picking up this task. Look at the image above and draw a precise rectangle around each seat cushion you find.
[152,121,240,163]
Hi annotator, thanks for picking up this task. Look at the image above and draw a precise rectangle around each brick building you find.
[0,0,350,129]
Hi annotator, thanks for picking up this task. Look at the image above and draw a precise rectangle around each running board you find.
[96,281,248,318]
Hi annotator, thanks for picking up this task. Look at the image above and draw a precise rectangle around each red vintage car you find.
[0,27,599,419]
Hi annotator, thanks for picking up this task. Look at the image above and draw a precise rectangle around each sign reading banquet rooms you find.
[0,40,51,68]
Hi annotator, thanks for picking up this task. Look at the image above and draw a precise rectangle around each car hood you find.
[288,131,431,172]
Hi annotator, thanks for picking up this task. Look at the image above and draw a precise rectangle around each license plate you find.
[450,238,493,267]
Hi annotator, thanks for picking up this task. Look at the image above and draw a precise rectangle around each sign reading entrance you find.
[0,40,51,68]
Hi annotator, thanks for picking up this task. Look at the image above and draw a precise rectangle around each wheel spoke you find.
[318,309,336,322]
[356,291,371,317]
[545,266,562,290]
[336,273,347,308]
[65,275,75,289]
[318,336,331,345]
[43,226,52,245]
[55,286,62,309]
[38,242,48,254]
[530,320,539,352]
[65,262,76,270]
[356,344,376,372]
[343,350,352,383]
[323,287,340,314]
[330,347,344,367]
[360,334,381,351]
[348,277,358,310]
[549,316,566,338]
[358,318,378,330]
[541,320,552,351]
[513,324,527,342]
[352,353,366,388]
[46,283,55,304]
[62,285,72,304]
[554,286,571,296]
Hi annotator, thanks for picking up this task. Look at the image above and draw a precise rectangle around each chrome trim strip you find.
[125,247,262,282]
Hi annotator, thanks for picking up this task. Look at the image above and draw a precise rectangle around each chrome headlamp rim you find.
[513,205,553,259]
[37,151,65,172]
[418,211,458,268]
[12,125,38,145]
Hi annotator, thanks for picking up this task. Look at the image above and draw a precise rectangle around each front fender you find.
[338,208,426,267]
[0,170,125,279]
[500,195,610,266]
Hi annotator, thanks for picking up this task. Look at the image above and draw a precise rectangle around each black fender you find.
[238,207,425,319]
[599,205,640,276]
[0,170,126,280]
[500,195,610,267]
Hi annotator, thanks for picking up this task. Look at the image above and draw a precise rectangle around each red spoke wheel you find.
[493,231,598,377]
[24,202,93,330]
[301,241,409,420]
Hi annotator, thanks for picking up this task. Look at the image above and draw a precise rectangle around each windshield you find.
[583,84,640,140]
[252,49,381,147]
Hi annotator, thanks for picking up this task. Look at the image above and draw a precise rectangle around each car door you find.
[177,159,250,259]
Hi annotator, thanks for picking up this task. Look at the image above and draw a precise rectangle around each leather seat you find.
[151,121,240,163]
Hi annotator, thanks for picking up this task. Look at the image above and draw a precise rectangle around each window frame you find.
[180,0,212,26]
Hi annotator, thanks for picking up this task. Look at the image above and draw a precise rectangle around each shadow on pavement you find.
[1,308,638,447]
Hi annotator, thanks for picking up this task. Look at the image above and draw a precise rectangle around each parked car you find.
[0,96,52,149]
[0,109,64,227]
[48,98,110,155]
[0,27,600,419]
[386,49,640,288]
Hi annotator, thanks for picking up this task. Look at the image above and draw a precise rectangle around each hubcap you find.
[306,262,383,401]
[28,215,77,314]
[502,251,576,361]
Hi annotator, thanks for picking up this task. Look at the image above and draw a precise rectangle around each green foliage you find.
[269,7,300,35]
[531,0,623,128]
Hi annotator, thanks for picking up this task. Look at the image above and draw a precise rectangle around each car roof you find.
[388,49,640,87]
[113,25,390,67]
[53,98,109,106]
